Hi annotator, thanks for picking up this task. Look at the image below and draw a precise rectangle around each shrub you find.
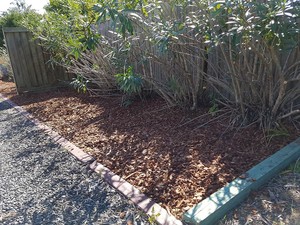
[115,66,143,95]
[0,47,13,81]
[0,0,42,48]
[205,0,300,129]
[26,0,300,129]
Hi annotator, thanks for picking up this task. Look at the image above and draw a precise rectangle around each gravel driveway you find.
[0,99,150,225]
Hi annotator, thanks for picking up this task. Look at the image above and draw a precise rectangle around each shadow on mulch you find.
[2,80,300,218]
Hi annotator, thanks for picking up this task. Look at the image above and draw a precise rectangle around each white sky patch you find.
[0,0,49,14]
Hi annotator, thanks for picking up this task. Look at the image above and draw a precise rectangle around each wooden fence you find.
[3,27,72,94]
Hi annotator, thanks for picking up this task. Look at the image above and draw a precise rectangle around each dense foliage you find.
[26,0,300,129]
[26,0,100,63]
[0,0,42,48]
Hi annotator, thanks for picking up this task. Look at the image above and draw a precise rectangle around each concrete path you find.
[0,99,149,225]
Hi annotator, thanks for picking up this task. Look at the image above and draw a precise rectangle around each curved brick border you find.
[0,93,182,225]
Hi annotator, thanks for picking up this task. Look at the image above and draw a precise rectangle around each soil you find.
[1,80,299,219]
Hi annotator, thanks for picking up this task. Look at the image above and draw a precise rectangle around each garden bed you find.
[1,80,299,219]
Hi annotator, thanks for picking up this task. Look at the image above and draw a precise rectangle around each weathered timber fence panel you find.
[3,27,72,94]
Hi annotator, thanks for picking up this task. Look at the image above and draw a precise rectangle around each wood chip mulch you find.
[1,80,299,218]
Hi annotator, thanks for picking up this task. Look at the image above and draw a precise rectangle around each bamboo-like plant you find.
[206,0,300,129]
[118,0,210,108]
[67,40,118,95]
[25,0,300,129]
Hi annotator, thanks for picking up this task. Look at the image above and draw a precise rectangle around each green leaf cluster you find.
[0,0,42,47]
[70,74,89,93]
[115,66,143,94]
[26,0,100,63]
[209,0,300,51]
[93,0,148,38]
[21,0,300,128]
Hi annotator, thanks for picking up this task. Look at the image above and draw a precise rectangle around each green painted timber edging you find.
[183,137,300,225]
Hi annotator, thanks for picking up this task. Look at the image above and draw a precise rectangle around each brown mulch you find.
[1,80,299,219]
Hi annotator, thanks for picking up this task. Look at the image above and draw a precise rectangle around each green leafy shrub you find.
[0,0,42,48]
[25,0,100,63]
[0,47,13,81]
[204,0,300,129]
[24,0,300,130]
[70,75,89,93]
[115,66,142,95]
[115,66,143,106]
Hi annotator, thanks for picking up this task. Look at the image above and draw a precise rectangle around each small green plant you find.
[266,124,290,144]
[208,98,219,116]
[120,97,133,107]
[115,66,143,106]
[148,207,160,225]
[70,75,89,93]
[267,125,290,139]
[115,66,142,95]
[285,158,300,174]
